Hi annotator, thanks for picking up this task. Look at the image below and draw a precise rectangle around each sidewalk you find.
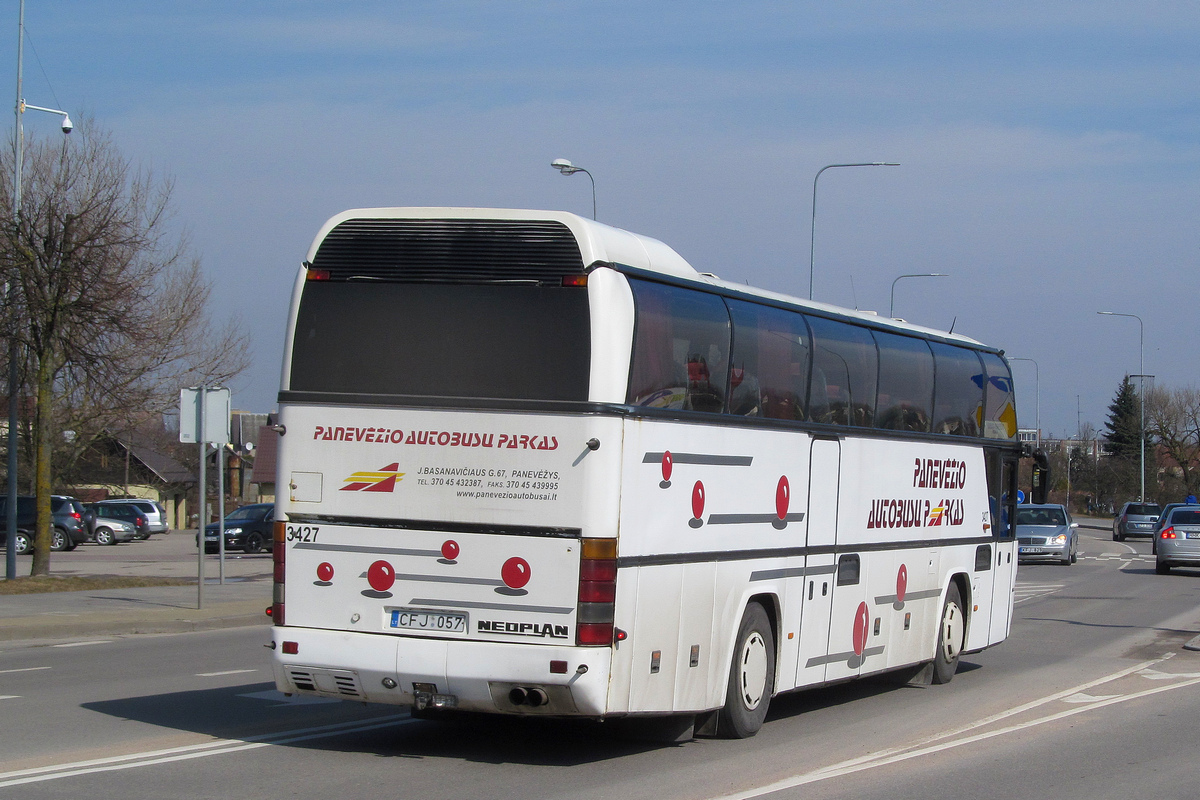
[0,529,273,642]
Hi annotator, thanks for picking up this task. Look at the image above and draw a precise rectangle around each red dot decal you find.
[316,562,334,582]
[691,481,705,520]
[441,540,460,560]
[501,557,531,589]
[896,564,908,603]
[366,560,396,592]
[853,601,870,656]
[776,475,790,520]
[662,451,673,482]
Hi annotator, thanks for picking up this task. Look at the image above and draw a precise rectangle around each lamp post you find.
[889,273,948,318]
[1098,311,1145,501]
[1009,357,1039,446]
[550,158,596,220]
[808,162,899,300]
[7,0,72,580]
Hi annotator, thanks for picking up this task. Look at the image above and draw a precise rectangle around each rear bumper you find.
[270,626,612,717]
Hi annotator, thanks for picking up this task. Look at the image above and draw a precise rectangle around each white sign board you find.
[179,387,231,445]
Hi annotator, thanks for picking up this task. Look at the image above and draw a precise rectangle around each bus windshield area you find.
[289,281,591,402]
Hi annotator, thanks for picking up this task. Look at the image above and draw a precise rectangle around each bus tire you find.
[718,602,775,738]
[932,583,964,685]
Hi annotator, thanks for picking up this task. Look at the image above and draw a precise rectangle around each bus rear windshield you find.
[289,282,591,401]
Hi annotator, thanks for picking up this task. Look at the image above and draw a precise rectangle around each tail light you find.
[576,537,616,646]
[272,520,286,624]
[1161,527,1177,539]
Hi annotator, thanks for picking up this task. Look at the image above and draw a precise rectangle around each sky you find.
[4,1,1198,439]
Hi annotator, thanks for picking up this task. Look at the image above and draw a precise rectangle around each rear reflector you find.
[306,268,331,281]
[561,275,588,287]
[282,641,298,654]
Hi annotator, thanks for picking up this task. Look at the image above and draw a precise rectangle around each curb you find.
[0,602,273,642]
[1185,634,1200,653]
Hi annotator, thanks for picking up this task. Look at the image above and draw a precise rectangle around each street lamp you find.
[7,0,73,580]
[1097,311,1146,501]
[889,273,948,318]
[1009,357,1039,446]
[808,162,899,300]
[550,158,596,220]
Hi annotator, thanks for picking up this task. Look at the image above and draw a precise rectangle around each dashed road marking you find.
[0,666,50,675]
[196,669,258,677]
[50,641,111,648]
[1013,583,1064,604]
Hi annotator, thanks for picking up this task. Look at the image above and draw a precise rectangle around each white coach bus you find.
[269,208,1025,738]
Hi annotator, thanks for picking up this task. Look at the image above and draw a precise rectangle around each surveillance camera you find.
[61,115,73,134]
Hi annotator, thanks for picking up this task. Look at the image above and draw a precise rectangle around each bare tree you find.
[1,120,249,575]
[1145,385,1200,501]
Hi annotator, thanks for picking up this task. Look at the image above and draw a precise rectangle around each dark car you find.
[1113,501,1161,541]
[89,502,150,540]
[0,495,88,553]
[81,503,140,545]
[201,503,275,554]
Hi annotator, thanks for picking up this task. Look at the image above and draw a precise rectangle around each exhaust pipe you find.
[508,686,549,707]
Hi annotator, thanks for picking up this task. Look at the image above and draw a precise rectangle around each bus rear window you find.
[289,282,590,401]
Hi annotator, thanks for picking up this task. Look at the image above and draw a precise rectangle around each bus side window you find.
[627,279,730,413]
[930,343,984,437]
[727,300,811,421]
[806,315,877,427]
[874,331,933,433]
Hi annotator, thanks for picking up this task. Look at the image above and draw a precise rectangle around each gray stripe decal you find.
[874,588,942,604]
[409,598,574,615]
[806,645,885,667]
[294,542,440,558]
[708,512,806,525]
[750,563,838,581]
[642,452,753,466]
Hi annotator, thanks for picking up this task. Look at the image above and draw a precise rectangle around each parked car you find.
[90,502,150,540]
[82,505,139,546]
[97,499,168,535]
[1113,501,1161,541]
[0,495,87,553]
[200,503,275,554]
[1155,506,1200,574]
[1016,503,1078,565]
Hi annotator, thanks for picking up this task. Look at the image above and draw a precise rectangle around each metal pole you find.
[889,273,948,318]
[6,0,24,580]
[808,162,899,300]
[217,440,225,584]
[196,388,205,609]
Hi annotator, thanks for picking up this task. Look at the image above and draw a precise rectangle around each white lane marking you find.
[0,695,19,700]
[1138,667,1200,680]
[50,641,111,648]
[1063,692,1121,703]
[1013,583,1064,604]
[706,656,1199,800]
[0,666,51,675]
[0,714,416,788]
[196,669,258,677]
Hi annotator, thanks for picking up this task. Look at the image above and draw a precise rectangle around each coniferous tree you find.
[1105,377,1142,462]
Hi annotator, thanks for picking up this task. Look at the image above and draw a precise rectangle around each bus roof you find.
[310,207,988,349]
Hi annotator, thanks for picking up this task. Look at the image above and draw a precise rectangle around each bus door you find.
[986,449,1019,642]
[795,436,840,688]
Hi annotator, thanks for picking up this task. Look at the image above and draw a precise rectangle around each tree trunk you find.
[28,360,54,576]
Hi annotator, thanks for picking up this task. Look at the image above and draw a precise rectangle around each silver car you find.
[97,499,169,535]
[90,513,139,546]
[1017,503,1078,565]
[1113,501,1161,541]
[1155,507,1200,574]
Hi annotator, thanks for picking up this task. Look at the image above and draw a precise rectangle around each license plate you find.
[1019,547,1034,553]
[1187,532,1200,539]
[390,608,467,633]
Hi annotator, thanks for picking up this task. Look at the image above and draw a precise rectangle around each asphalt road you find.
[2,526,1199,799]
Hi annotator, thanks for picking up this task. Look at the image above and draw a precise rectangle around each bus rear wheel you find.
[932,583,964,684]
[718,602,775,738]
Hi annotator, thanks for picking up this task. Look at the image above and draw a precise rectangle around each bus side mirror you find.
[1030,450,1050,505]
